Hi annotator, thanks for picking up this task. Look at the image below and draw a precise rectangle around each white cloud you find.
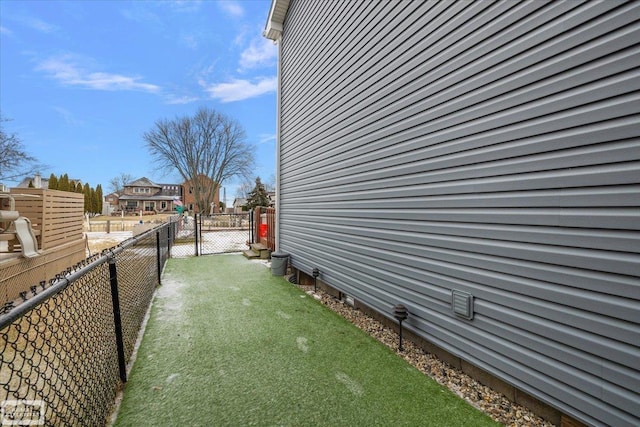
[1,26,13,36]
[239,37,277,71]
[36,55,160,93]
[120,7,162,25]
[165,94,199,105]
[16,16,59,34]
[170,0,202,12]
[180,33,198,50]
[258,133,276,144]
[201,77,277,102]
[52,106,83,126]
[218,1,244,18]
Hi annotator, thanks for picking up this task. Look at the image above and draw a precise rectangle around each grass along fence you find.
[0,222,174,426]
[114,255,499,427]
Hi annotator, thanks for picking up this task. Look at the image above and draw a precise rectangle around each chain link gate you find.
[198,213,252,255]
[169,213,252,257]
[170,214,197,258]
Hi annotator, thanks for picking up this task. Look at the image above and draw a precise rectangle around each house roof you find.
[125,177,162,188]
[264,0,290,40]
[118,194,178,201]
[15,175,82,189]
[15,177,50,188]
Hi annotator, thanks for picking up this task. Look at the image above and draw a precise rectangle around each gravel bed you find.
[293,280,556,427]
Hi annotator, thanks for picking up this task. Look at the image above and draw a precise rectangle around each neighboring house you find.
[182,175,220,214]
[267,191,276,207]
[265,2,639,427]
[103,192,120,215]
[104,192,119,209]
[15,173,81,190]
[232,198,248,214]
[117,177,182,213]
[15,174,49,189]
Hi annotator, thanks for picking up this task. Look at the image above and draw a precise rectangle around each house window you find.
[144,202,155,212]
[161,201,167,209]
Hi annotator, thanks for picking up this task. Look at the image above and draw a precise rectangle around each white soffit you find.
[264,0,290,40]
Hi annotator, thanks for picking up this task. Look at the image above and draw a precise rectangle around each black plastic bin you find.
[271,251,290,276]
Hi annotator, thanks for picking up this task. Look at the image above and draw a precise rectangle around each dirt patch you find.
[84,232,133,257]
[90,214,175,223]
[86,239,122,255]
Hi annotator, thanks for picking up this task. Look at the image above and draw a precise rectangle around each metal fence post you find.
[249,209,254,244]
[195,213,200,256]
[108,256,127,383]
[156,230,162,286]
[168,221,173,258]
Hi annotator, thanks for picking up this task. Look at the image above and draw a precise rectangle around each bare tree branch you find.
[143,107,255,213]
[108,173,135,194]
[0,115,42,183]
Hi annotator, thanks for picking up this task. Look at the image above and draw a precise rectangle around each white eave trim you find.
[264,0,290,41]
[264,21,283,40]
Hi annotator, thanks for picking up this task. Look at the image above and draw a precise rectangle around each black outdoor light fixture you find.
[393,304,409,351]
[312,268,320,293]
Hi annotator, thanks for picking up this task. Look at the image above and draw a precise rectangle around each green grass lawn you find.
[114,255,499,427]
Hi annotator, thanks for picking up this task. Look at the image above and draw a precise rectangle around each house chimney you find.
[34,173,42,189]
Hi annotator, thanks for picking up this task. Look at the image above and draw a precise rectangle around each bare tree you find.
[143,107,254,213]
[266,173,276,192]
[236,180,253,199]
[109,172,135,194]
[0,115,40,183]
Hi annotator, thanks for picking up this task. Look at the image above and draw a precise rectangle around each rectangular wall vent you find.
[343,294,355,307]
[452,290,474,320]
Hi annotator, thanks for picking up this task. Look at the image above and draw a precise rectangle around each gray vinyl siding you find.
[276,1,640,426]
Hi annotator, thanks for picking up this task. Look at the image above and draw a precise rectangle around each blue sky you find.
[0,0,276,205]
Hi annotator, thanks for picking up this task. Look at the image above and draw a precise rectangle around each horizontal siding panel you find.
[279,208,640,231]
[282,94,640,180]
[284,133,640,192]
[281,0,570,152]
[282,1,635,170]
[278,0,640,425]
[281,185,640,208]
[280,216,640,253]
[282,214,638,299]
[282,220,640,326]
[281,163,640,203]
[282,218,640,276]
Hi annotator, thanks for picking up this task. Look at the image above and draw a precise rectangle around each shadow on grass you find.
[113,255,498,427]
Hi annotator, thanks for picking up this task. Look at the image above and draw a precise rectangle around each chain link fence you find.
[170,214,196,258]
[170,213,251,257]
[199,213,251,255]
[0,221,174,426]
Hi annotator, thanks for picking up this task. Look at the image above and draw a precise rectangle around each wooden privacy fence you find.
[9,188,84,250]
[1,189,85,305]
[253,206,275,251]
